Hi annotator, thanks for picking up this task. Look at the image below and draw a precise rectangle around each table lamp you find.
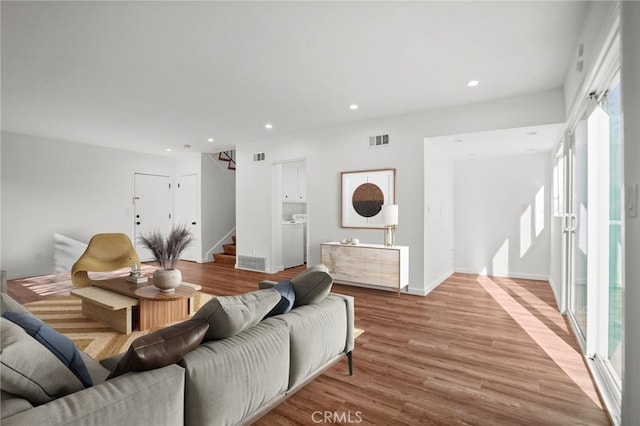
[381,204,398,247]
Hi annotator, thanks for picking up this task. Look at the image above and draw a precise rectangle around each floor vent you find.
[237,255,267,272]
[369,134,390,148]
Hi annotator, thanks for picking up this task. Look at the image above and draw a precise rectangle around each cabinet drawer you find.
[321,243,408,293]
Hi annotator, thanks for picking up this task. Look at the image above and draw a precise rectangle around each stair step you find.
[232,235,236,244]
[222,244,236,255]
[213,253,236,264]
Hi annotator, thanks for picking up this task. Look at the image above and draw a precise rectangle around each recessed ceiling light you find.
[453,139,464,143]
[525,131,538,136]
[265,123,273,129]
[349,104,358,110]
[207,138,214,142]
[165,148,172,152]
[466,80,480,87]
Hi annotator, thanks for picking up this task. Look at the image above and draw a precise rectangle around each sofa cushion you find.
[263,280,295,319]
[108,318,209,379]
[180,318,290,426]
[2,312,92,387]
[1,390,33,418]
[291,264,333,307]
[0,318,84,405]
[193,289,280,340]
[277,294,349,388]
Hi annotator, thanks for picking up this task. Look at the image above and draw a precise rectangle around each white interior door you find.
[134,173,172,262]
[176,174,200,262]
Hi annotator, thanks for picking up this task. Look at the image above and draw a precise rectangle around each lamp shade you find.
[381,204,399,225]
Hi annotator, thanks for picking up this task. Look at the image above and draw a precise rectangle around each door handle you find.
[191,222,197,225]
[563,214,577,232]
[136,221,141,225]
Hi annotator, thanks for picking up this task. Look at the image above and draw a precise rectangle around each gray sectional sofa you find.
[1,265,355,426]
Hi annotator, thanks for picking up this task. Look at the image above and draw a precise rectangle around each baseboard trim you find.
[453,268,549,282]
[547,275,564,313]
[424,269,454,296]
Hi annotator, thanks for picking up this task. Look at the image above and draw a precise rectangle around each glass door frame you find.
[563,126,587,350]
[562,64,623,425]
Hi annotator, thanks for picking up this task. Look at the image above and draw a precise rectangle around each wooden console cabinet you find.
[320,242,409,294]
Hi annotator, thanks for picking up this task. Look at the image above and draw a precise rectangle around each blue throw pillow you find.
[2,312,93,388]
[263,280,295,319]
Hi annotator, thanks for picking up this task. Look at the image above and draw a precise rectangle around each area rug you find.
[23,292,215,360]
[23,294,365,361]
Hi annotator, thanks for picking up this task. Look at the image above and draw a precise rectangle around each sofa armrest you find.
[1,292,32,315]
[342,294,355,353]
[1,364,185,426]
[258,280,278,289]
[329,293,355,353]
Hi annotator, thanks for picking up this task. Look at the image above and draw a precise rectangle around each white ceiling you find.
[428,123,565,159]
[1,1,588,156]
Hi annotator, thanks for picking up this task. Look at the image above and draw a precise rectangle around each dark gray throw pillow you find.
[193,289,281,340]
[263,279,295,319]
[2,311,92,388]
[1,318,84,405]
[291,265,333,307]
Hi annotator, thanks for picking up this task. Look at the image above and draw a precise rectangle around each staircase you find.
[213,236,236,264]
[218,151,236,170]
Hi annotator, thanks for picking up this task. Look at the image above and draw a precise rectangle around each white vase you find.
[153,268,182,293]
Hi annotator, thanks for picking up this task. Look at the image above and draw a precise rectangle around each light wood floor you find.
[8,262,610,425]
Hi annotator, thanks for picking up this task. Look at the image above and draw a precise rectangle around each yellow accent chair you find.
[71,233,141,288]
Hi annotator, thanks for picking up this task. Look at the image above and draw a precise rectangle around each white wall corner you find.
[547,275,565,313]
[425,269,454,296]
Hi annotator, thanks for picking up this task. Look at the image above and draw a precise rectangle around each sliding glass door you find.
[602,75,623,379]
[567,118,589,343]
[565,69,623,404]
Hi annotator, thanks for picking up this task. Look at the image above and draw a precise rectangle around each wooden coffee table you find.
[79,277,200,332]
[134,285,195,331]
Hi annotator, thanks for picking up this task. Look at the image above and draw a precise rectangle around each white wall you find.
[454,153,551,280]
[174,153,236,263]
[237,90,564,294]
[1,131,175,278]
[622,2,640,424]
[424,140,455,293]
[201,154,236,262]
[564,2,619,120]
[0,134,3,270]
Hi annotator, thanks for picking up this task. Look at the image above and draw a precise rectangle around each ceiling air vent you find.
[369,134,390,148]
[253,153,266,162]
